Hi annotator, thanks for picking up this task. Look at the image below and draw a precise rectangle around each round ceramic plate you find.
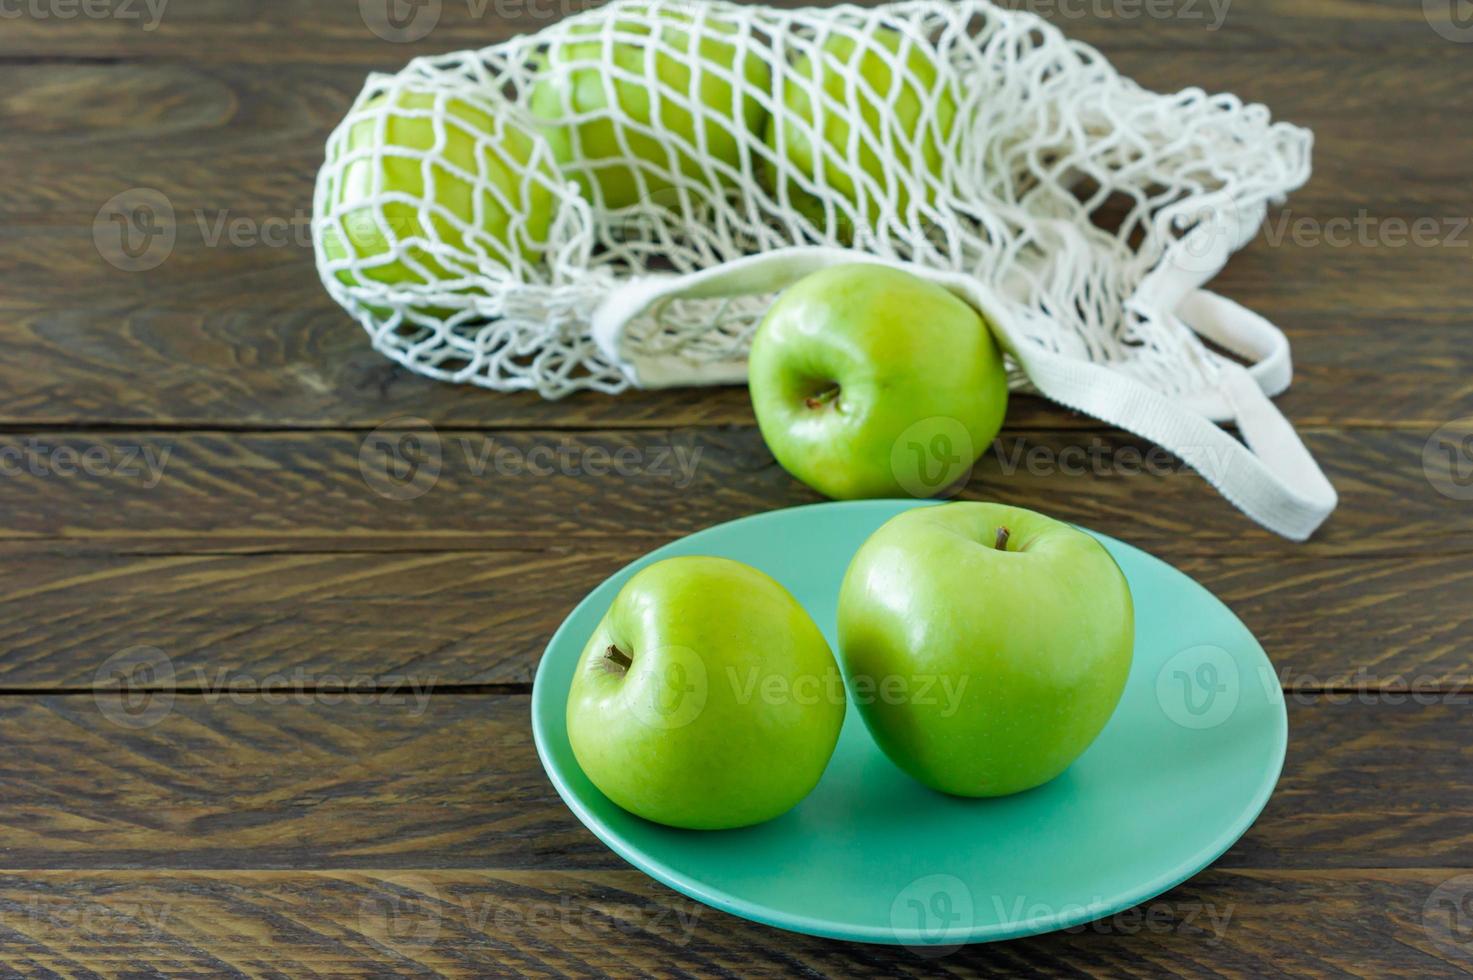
[531,500,1286,947]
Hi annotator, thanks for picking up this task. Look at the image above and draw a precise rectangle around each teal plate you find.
[531,500,1287,947]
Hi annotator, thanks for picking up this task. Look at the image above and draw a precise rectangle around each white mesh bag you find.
[312,0,1338,539]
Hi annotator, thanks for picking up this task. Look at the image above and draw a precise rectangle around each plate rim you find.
[531,500,1288,945]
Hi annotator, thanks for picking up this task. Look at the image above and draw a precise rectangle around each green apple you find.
[747,263,1008,500]
[838,502,1134,796]
[529,5,771,210]
[764,28,957,234]
[318,87,557,291]
[567,555,845,830]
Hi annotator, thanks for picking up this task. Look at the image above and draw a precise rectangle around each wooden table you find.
[2,0,1469,974]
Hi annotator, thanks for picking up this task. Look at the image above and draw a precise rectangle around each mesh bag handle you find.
[592,248,1337,541]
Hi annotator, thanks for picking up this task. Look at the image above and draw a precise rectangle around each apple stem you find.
[804,384,841,410]
[604,644,633,674]
[994,526,1011,552]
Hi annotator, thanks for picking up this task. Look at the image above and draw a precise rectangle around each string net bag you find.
[312,0,1337,539]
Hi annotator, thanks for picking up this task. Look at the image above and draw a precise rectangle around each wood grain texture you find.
[0,38,1468,431]
[5,55,1468,217]
[0,695,1465,872]
[0,551,1470,689]
[2,298,1469,430]
[1,223,1467,428]
[0,0,1457,65]
[0,428,1464,558]
[1,0,1466,971]
[0,868,1468,977]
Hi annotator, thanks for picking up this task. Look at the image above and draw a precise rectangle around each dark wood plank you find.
[2,299,1466,429]
[0,551,1470,690]
[0,867,1466,976]
[0,295,773,430]
[0,0,1454,65]
[0,427,1463,558]
[0,549,614,688]
[0,694,1464,871]
[2,212,1467,428]
[5,55,1470,218]
[0,693,595,872]
[1189,554,1473,692]
[0,43,1468,431]
[1229,697,1473,871]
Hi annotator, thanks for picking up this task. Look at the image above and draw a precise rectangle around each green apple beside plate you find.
[531,500,1287,947]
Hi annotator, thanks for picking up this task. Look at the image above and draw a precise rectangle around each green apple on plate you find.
[529,4,771,210]
[566,555,845,830]
[318,86,557,292]
[764,27,957,235]
[533,500,1287,943]
[747,263,1008,500]
[838,501,1135,797]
